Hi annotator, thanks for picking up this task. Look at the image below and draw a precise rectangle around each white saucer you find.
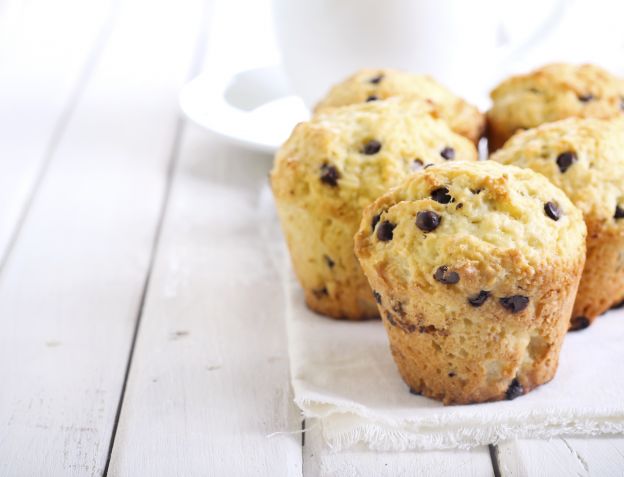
[179,65,310,154]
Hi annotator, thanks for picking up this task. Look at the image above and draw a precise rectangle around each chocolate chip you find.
[423,163,435,169]
[434,265,460,285]
[615,205,624,219]
[376,220,396,241]
[312,287,328,299]
[366,95,378,102]
[499,295,529,313]
[416,211,441,232]
[411,159,424,171]
[373,290,382,304]
[385,311,397,327]
[431,187,453,204]
[578,93,594,102]
[505,378,524,400]
[371,213,381,232]
[392,302,406,317]
[570,316,590,331]
[320,163,340,186]
[362,139,382,155]
[456,203,463,209]
[440,147,455,160]
[448,371,456,378]
[323,255,335,268]
[468,290,490,307]
[471,188,483,195]
[409,387,421,396]
[369,73,384,84]
[556,151,577,173]
[544,201,562,221]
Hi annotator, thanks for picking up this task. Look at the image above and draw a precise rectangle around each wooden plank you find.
[0,0,114,266]
[106,125,303,476]
[496,438,624,476]
[303,418,494,477]
[0,0,206,475]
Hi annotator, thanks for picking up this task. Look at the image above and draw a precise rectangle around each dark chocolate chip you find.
[371,213,381,232]
[369,73,384,84]
[570,316,590,331]
[416,210,441,232]
[468,290,490,307]
[376,220,396,241]
[434,265,460,285]
[471,188,483,194]
[578,93,594,102]
[312,287,328,299]
[320,163,340,186]
[499,295,529,313]
[505,378,524,400]
[411,159,424,171]
[409,387,421,396]
[431,187,453,204]
[385,311,397,327]
[448,371,456,378]
[362,139,382,155]
[615,205,624,220]
[373,290,382,304]
[323,255,335,268]
[544,201,562,221]
[392,302,406,317]
[366,95,379,102]
[556,151,577,173]
[440,147,455,160]
[423,163,435,169]
[456,203,464,209]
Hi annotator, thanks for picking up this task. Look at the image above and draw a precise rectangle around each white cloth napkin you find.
[283,265,624,451]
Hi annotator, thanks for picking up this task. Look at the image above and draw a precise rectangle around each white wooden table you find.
[1,0,623,475]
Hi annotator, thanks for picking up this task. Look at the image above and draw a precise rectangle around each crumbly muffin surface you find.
[271,98,478,320]
[491,117,624,324]
[315,68,485,144]
[487,63,624,150]
[354,161,586,404]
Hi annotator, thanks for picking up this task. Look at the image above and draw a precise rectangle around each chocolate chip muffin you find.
[487,63,624,151]
[271,98,478,320]
[354,161,586,404]
[315,68,485,145]
[491,117,624,330]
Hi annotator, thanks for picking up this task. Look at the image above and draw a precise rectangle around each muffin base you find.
[571,223,624,329]
[373,260,583,405]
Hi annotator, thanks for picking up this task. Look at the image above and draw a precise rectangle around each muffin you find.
[271,98,478,320]
[354,161,586,404]
[487,63,624,151]
[315,68,485,144]
[491,117,624,330]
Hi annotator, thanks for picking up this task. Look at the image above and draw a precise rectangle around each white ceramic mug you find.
[272,0,566,107]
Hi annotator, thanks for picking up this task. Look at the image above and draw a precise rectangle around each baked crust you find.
[271,99,478,320]
[354,161,586,403]
[487,63,624,151]
[315,68,485,144]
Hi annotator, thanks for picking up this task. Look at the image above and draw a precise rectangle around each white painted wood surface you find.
[0,0,206,474]
[0,0,623,475]
[497,437,624,477]
[0,0,114,265]
[107,126,303,477]
[303,419,494,477]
